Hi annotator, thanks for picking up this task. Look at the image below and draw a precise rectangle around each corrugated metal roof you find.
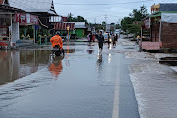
[160,3,177,11]
[74,22,86,28]
[63,22,86,28]
[8,0,56,15]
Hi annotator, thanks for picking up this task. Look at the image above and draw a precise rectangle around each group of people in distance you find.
[88,31,119,51]
[50,31,119,57]
[107,33,118,47]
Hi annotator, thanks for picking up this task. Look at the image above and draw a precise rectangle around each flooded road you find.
[0,42,139,118]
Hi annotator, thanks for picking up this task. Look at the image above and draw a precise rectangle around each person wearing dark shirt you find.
[115,34,118,42]
[89,32,93,43]
[97,31,104,51]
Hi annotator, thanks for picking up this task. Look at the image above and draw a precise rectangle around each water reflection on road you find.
[48,56,64,79]
[0,42,139,118]
[0,50,51,86]
[0,49,69,111]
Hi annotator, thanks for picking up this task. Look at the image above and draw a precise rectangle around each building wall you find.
[151,23,160,42]
[161,22,177,48]
[75,29,85,38]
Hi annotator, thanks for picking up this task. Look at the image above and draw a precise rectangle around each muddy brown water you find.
[0,50,52,85]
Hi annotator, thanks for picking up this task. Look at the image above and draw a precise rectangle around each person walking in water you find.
[112,34,116,46]
[108,33,111,48]
[89,32,93,43]
[115,34,118,42]
[50,31,65,56]
[97,31,104,52]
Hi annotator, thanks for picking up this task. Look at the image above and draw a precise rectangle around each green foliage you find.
[129,5,148,21]
[127,24,141,35]
[121,5,149,35]
[37,40,40,44]
[67,13,73,22]
[102,21,106,26]
[67,13,88,24]
[95,24,104,30]
[115,24,121,29]
[121,17,134,32]
[110,22,115,25]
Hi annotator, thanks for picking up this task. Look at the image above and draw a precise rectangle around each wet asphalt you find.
[0,40,139,118]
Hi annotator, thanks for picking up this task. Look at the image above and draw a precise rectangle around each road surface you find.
[0,40,139,118]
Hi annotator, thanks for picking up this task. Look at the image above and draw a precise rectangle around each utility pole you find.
[104,14,108,24]
[104,14,108,31]
[94,18,96,24]
[118,19,121,25]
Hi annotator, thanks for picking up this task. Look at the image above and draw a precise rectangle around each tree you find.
[67,13,88,24]
[129,5,148,21]
[121,5,149,35]
[121,17,134,32]
[102,21,106,26]
[67,13,73,22]
[95,24,104,30]
[115,24,121,29]
[110,22,115,25]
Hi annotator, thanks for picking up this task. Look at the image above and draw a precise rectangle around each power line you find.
[169,0,175,3]
[162,0,167,3]
[22,0,153,6]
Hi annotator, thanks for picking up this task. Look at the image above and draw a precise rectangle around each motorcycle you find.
[52,45,64,56]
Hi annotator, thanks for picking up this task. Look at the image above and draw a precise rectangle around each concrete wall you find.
[75,29,84,38]
[151,23,160,42]
[161,22,177,48]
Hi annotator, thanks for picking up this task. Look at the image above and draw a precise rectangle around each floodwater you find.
[0,41,139,118]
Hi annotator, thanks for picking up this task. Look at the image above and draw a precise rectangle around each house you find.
[140,3,177,51]
[9,0,57,29]
[74,22,87,38]
[53,22,87,38]
[7,0,58,44]
[0,0,26,47]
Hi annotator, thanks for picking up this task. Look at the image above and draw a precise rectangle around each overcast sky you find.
[53,0,177,24]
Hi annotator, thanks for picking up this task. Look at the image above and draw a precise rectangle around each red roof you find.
[54,22,75,30]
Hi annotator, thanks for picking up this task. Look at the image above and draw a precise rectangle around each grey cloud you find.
[54,0,166,23]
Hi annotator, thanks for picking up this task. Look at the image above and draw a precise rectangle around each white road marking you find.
[112,57,120,118]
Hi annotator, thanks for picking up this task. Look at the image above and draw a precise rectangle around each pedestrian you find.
[115,34,118,42]
[97,31,104,52]
[136,35,140,44]
[108,33,111,48]
[112,34,116,46]
[93,34,95,42]
[87,33,90,42]
[50,31,65,56]
[95,33,98,39]
[89,32,93,43]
